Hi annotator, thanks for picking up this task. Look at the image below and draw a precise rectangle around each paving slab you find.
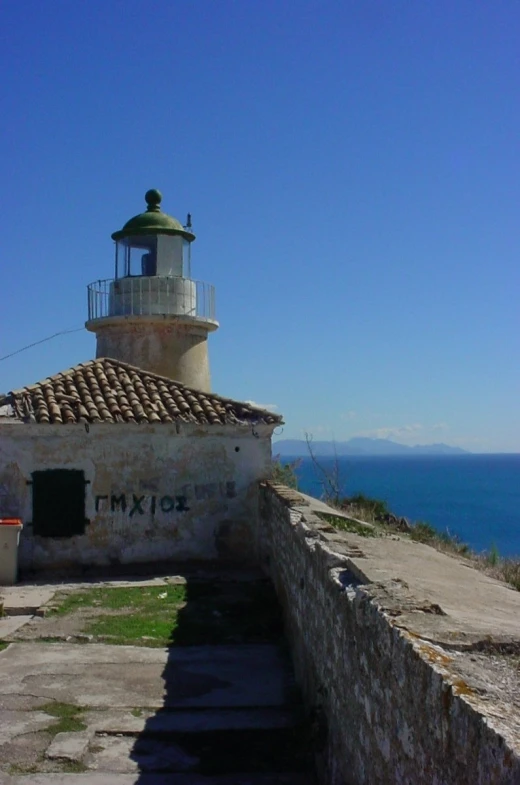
[0,643,292,709]
[87,735,199,774]
[46,731,91,761]
[0,587,55,616]
[0,709,55,745]
[1,773,314,784]
[0,615,33,637]
[87,707,298,734]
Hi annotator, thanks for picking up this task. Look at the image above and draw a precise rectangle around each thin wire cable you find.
[0,327,84,362]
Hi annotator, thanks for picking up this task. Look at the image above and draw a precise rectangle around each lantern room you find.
[112,189,195,279]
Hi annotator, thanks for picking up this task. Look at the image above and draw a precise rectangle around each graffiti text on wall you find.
[95,480,237,516]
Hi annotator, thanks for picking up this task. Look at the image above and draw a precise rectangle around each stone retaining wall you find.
[258,482,520,785]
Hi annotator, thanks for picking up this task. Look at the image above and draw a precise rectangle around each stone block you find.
[45,731,91,762]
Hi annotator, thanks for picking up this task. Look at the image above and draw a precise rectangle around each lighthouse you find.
[85,189,218,391]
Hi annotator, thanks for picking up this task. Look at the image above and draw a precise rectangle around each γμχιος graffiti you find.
[94,480,237,516]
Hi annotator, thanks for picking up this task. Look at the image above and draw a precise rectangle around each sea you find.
[282,454,520,557]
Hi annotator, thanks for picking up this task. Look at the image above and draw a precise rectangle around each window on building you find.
[32,470,88,537]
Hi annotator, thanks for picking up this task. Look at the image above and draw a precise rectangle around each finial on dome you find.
[145,189,162,212]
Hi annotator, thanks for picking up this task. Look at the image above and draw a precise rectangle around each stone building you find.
[0,191,281,574]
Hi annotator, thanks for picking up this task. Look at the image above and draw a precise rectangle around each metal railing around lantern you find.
[87,277,216,322]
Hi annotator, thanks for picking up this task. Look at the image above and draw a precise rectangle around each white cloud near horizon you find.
[245,400,278,412]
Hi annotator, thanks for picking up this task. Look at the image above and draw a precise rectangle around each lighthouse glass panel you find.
[156,235,183,277]
[115,236,158,278]
[183,239,192,279]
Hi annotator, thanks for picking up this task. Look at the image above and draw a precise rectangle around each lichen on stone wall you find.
[258,482,520,785]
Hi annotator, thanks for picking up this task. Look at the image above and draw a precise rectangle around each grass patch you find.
[348,493,389,520]
[131,708,144,717]
[49,581,282,647]
[500,560,520,591]
[477,552,520,591]
[322,514,378,537]
[87,613,177,646]
[411,521,476,555]
[0,641,8,652]
[409,521,438,543]
[49,585,186,616]
[39,702,86,736]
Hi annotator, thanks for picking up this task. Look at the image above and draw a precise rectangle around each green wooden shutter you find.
[32,470,87,537]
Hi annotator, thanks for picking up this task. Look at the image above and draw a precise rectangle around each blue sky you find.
[1,0,518,452]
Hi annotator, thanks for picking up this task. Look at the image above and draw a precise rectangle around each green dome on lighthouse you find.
[111,189,195,242]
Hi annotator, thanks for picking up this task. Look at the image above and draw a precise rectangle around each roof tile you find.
[0,358,283,427]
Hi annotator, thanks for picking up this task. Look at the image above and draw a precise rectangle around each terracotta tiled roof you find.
[0,359,283,427]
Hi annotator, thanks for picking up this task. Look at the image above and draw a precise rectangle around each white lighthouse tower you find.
[86,189,218,392]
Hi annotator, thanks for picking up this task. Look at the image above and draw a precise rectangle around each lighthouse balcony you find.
[87,277,217,324]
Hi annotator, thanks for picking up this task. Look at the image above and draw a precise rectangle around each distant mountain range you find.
[273,438,469,457]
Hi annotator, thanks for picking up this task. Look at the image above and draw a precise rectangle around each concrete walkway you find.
[0,571,315,784]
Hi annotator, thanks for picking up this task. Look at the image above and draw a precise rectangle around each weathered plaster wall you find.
[90,318,214,391]
[258,483,520,785]
[0,422,272,572]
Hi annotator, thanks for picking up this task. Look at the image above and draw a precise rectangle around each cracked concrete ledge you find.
[284,491,520,649]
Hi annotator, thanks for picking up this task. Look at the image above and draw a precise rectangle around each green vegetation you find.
[39,702,86,736]
[498,559,520,591]
[487,542,500,566]
[56,761,88,773]
[8,764,40,775]
[410,521,441,543]
[87,612,176,645]
[7,702,90,777]
[49,581,283,647]
[271,456,301,488]
[49,584,185,616]
[0,641,8,652]
[131,707,144,717]
[49,584,187,646]
[347,494,389,520]
[322,514,378,538]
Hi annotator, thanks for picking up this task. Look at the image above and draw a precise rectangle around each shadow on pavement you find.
[128,569,315,783]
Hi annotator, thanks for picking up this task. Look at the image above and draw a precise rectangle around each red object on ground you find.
[0,518,22,526]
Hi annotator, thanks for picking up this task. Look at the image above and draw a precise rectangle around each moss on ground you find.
[39,702,87,736]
